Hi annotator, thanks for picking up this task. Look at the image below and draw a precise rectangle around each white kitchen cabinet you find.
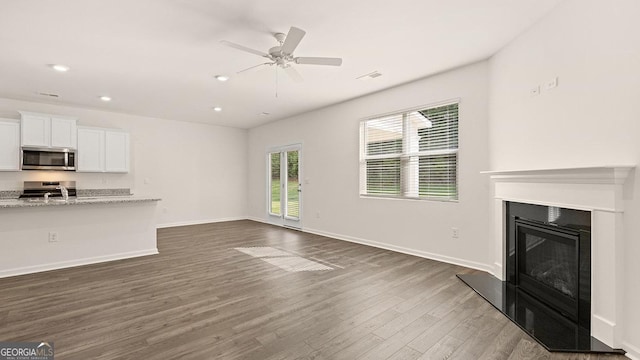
[105,131,130,173]
[51,117,77,148]
[0,119,20,171]
[19,111,77,149]
[20,113,49,147]
[77,127,105,172]
[77,126,129,173]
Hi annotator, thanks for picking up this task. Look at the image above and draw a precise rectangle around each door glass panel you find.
[286,150,299,219]
[270,152,281,215]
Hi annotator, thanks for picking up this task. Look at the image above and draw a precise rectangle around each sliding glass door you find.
[268,145,302,228]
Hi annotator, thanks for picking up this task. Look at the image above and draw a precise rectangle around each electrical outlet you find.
[452,227,459,239]
[48,232,58,243]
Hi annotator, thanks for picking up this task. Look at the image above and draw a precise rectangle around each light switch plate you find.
[530,86,540,96]
[545,77,558,90]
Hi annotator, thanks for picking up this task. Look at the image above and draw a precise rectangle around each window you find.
[359,102,458,201]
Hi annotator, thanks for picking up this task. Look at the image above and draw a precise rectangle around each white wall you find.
[0,98,248,226]
[248,61,492,270]
[489,0,640,355]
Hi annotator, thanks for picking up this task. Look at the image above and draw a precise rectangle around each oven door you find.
[22,148,76,171]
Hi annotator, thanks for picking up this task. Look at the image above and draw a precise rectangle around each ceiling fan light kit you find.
[221,26,343,82]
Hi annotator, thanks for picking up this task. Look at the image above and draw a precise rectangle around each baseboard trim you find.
[622,341,640,360]
[492,262,504,280]
[0,249,159,279]
[157,217,247,229]
[247,216,266,222]
[303,226,493,273]
[592,314,616,349]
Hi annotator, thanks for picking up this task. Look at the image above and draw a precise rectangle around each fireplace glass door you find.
[515,219,580,321]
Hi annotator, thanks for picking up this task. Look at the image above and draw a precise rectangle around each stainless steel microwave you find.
[21,147,76,171]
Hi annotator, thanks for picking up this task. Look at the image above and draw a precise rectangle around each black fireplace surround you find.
[458,201,625,354]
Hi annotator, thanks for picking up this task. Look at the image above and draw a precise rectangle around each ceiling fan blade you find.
[237,62,272,74]
[283,65,304,83]
[220,40,269,58]
[295,57,342,66]
[280,27,306,54]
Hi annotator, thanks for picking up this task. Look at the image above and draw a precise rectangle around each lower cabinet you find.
[77,127,129,173]
[0,119,20,171]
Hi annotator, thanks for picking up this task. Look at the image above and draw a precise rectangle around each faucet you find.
[43,192,52,201]
[56,186,69,201]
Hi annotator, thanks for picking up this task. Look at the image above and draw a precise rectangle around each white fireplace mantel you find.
[482,166,633,185]
[485,165,635,349]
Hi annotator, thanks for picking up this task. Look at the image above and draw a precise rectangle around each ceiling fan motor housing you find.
[269,46,284,57]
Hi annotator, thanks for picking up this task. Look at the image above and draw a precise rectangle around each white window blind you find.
[359,102,458,201]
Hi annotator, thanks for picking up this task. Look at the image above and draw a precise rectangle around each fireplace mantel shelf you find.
[481,166,635,185]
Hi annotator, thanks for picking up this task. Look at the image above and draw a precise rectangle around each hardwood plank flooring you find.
[0,220,629,359]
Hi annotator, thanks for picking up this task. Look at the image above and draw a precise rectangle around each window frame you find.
[359,99,460,202]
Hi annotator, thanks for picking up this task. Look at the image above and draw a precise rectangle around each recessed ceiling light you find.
[49,64,70,72]
[99,96,112,102]
[259,112,270,116]
[213,106,222,112]
[214,75,229,82]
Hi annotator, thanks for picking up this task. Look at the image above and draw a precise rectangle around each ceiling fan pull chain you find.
[275,67,279,98]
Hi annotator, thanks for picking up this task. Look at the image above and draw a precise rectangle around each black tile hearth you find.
[457,273,625,355]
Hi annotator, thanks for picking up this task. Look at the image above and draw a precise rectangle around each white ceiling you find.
[0,0,561,129]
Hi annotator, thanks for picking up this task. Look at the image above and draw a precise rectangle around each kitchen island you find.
[0,195,161,278]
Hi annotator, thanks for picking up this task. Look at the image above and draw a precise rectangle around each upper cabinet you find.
[20,112,49,147]
[0,119,20,171]
[77,126,130,173]
[51,117,78,148]
[105,131,130,173]
[77,127,105,172]
[19,111,77,149]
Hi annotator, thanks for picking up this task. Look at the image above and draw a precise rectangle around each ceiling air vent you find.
[37,92,60,98]
[356,71,382,80]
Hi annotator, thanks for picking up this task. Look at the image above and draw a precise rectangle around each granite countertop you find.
[0,196,161,208]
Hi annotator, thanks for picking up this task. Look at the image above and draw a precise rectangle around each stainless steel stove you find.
[19,181,77,200]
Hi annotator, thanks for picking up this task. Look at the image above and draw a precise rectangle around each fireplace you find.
[516,220,580,319]
[457,200,617,353]
[507,202,591,330]
[457,166,632,354]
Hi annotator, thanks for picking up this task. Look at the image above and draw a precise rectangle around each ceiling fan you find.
[220,26,342,82]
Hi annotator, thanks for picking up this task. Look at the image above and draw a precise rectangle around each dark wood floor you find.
[0,220,627,359]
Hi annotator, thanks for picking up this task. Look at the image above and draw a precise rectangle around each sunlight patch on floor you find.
[234,247,334,272]
[235,247,293,258]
